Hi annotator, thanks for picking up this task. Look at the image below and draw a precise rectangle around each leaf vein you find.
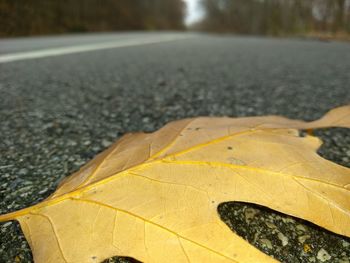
[31,212,69,263]
[69,198,238,262]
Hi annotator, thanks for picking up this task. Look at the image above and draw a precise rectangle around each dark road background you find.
[0,33,350,262]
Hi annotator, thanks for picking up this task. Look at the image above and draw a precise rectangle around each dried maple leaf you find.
[1,106,350,263]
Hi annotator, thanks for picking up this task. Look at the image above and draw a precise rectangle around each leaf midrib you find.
[1,126,348,222]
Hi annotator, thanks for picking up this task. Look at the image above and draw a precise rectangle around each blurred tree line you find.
[0,0,185,37]
[197,0,350,36]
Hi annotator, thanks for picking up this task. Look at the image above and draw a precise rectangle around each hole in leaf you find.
[314,128,350,168]
[218,202,350,263]
[101,256,142,263]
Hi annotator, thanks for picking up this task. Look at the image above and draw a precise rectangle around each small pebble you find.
[259,238,273,250]
[296,224,306,232]
[38,188,48,195]
[244,207,258,223]
[102,139,112,148]
[277,232,288,246]
[339,257,350,263]
[2,222,12,228]
[317,248,331,262]
[265,222,277,229]
[18,168,28,176]
[303,244,312,253]
[298,235,310,244]
[342,240,350,247]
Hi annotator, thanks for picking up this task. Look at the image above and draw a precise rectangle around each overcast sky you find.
[184,0,204,25]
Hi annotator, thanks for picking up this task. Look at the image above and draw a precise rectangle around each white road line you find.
[0,34,193,63]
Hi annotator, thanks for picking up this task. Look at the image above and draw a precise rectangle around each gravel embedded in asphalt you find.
[0,33,350,262]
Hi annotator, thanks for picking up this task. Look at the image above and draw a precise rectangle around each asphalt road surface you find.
[0,32,350,263]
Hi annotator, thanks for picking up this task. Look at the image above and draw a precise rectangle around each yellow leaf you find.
[1,105,349,263]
